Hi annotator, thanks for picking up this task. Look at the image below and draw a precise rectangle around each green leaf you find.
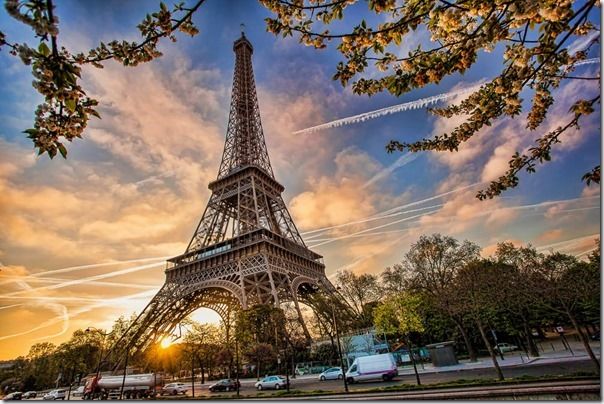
[58,143,67,159]
[65,99,76,113]
[38,42,50,57]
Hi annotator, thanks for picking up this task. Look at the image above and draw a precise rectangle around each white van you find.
[345,353,398,383]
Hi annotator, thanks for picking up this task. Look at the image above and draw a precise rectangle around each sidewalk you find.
[397,343,600,376]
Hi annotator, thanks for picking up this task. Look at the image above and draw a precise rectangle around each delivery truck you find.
[83,372,163,400]
[345,353,398,383]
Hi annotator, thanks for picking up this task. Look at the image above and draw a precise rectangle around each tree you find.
[374,291,424,384]
[492,242,547,357]
[1,0,203,158]
[25,342,58,389]
[262,0,601,198]
[244,343,276,380]
[234,304,287,379]
[397,233,481,361]
[456,259,509,381]
[335,269,381,327]
[214,348,234,378]
[536,252,600,373]
[181,322,223,383]
[381,265,407,294]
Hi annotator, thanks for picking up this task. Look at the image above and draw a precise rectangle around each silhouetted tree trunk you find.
[522,318,539,357]
[453,318,477,362]
[567,310,599,373]
[476,320,504,381]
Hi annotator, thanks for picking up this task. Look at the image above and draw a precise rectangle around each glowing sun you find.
[160,337,173,349]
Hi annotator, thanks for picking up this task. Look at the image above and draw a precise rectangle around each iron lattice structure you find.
[107,34,338,363]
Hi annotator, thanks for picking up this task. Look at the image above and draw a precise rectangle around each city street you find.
[174,354,599,398]
[19,344,599,400]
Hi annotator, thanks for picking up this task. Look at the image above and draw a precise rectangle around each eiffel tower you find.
[107,32,337,360]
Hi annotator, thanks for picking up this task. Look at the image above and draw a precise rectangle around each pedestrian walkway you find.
[398,340,600,376]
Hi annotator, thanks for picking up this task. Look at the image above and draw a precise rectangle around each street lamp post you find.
[285,346,290,393]
[235,337,240,398]
[330,301,348,393]
[191,353,195,398]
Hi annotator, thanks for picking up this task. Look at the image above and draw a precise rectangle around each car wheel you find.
[347,377,354,384]
[275,384,280,390]
[257,385,263,391]
[320,376,325,381]
[172,390,177,395]
[225,387,230,392]
[338,374,343,380]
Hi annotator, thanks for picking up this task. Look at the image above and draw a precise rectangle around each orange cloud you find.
[290,147,384,230]
[536,229,564,244]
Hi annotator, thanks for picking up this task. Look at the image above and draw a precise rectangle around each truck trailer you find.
[83,372,163,400]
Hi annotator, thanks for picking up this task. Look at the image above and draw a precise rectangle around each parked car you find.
[208,379,240,392]
[345,353,398,383]
[494,343,518,353]
[161,382,188,395]
[72,386,85,397]
[590,333,600,341]
[255,375,288,390]
[3,392,22,400]
[43,389,66,400]
[319,367,343,381]
[22,391,37,399]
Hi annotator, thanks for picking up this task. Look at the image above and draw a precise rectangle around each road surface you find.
[178,359,597,398]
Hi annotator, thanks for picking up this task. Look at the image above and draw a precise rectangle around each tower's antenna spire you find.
[240,23,245,37]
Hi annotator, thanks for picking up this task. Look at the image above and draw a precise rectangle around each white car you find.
[319,367,343,381]
[494,343,518,353]
[255,375,288,390]
[162,382,188,395]
[43,389,66,400]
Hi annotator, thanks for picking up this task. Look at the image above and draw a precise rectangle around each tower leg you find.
[267,268,281,306]
[238,261,248,309]
[289,283,312,341]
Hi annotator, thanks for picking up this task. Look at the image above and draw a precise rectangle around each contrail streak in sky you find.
[303,204,443,240]
[0,289,158,341]
[301,182,483,238]
[294,59,600,135]
[0,256,170,286]
[3,262,165,297]
[0,276,157,290]
[363,153,420,188]
[309,210,437,248]
[293,85,483,135]
[310,200,599,247]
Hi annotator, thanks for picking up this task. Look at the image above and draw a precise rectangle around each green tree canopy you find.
[374,292,424,336]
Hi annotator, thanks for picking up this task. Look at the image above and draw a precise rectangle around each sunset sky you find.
[0,1,600,359]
